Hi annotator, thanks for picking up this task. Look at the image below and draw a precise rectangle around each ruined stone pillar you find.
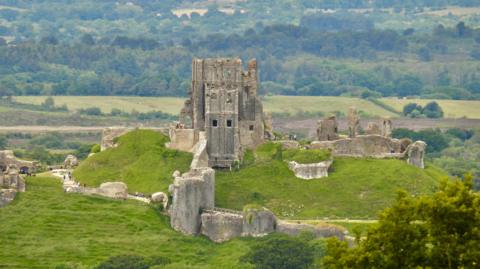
[382,119,393,137]
[407,141,427,169]
[347,107,360,138]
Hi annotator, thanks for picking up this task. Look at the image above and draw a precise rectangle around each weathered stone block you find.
[242,206,277,237]
[276,221,346,240]
[98,182,128,199]
[288,160,333,180]
[201,211,244,243]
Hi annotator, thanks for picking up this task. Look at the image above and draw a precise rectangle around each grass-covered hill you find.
[0,176,254,268]
[216,143,446,219]
[75,130,446,219]
[73,129,192,194]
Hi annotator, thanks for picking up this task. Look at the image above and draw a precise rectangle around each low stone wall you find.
[310,135,404,158]
[276,221,346,240]
[288,160,333,180]
[168,127,198,152]
[201,210,244,243]
[200,207,347,243]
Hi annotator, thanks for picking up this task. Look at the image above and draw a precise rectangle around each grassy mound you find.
[216,143,447,219]
[73,129,192,194]
[0,176,253,268]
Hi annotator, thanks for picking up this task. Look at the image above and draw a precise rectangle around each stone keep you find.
[347,107,360,138]
[180,58,264,168]
[317,116,339,141]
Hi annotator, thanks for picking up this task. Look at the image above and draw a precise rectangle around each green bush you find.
[91,144,101,153]
[241,234,315,269]
[95,255,171,269]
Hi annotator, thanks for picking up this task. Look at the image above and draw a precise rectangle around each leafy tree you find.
[242,234,315,269]
[324,176,480,269]
[403,102,421,116]
[422,101,444,118]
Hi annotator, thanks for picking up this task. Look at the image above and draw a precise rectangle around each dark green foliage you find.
[95,255,149,269]
[403,102,444,118]
[422,101,444,118]
[403,102,422,116]
[95,255,170,269]
[392,128,449,153]
[445,128,474,141]
[79,107,103,116]
[323,176,480,269]
[0,135,6,149]
[242,234,315,269]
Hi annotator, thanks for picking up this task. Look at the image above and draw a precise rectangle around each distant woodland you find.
[0,0,480,99]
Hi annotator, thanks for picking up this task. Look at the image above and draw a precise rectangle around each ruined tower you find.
[179,58,264,168]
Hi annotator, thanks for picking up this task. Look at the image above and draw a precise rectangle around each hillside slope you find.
[215,143,447,219]
[0,176,252,268]
[75,131,446,219]
[73,130,192,194]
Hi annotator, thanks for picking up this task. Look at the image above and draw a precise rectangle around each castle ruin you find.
[175,58,265,168]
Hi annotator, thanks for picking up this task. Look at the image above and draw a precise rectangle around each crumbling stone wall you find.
[0,165,25,207]
[317,116,339,141]
[311,135,404,158]
[169,168,215,235]
[100,127,131,151]
[365,122,381,135]
[168,127,198,152]
[382,119,392,137]
[0,150,36,173]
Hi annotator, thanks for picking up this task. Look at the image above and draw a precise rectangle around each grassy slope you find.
[0,176,252,268]
[215,144,446,219]
[380,98,480,119]
[73,130,192,194]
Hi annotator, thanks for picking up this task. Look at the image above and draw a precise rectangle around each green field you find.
[14,96,186,115]
[0,176,254,268]
[14,96,480,119]
[380,98,480,119]
[74,130,192,194]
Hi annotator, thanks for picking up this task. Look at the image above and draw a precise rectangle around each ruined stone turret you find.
[178,58,265,168]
